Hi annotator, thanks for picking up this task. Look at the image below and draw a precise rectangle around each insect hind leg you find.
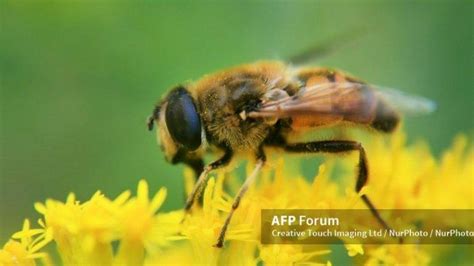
[284,140,393,233]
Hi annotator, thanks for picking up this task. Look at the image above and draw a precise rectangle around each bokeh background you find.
[1,0,472,245]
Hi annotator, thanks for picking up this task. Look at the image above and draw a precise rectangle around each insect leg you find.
[180,157,205,204]
[183,149,233,213]
[183,158,205,180]
[215,150,266,248]
[284,140,392,231]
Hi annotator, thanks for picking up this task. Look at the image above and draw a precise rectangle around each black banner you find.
[261,209,474,244]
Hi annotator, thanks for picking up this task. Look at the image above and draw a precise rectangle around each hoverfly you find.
[147,61,435,247]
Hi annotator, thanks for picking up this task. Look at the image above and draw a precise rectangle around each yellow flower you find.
[364,245,430,266]
[259,245,331,266]
[345,244,364,257]
[177,172,259,265]
[0,130,472,265]
[114,181,183,265]
[0,219,52,266]
[1,180,182,266]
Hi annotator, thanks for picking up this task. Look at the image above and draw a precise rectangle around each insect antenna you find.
[147,105,161,131]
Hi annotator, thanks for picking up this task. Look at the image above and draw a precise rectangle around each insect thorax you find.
[193,63,290,151]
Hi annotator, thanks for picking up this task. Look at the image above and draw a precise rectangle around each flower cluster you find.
[1,131,472,265]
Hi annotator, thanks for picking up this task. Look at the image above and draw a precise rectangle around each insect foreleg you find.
[284,140,392,232]
[183,149,233,214]
[181,157,205,181]
[215,150,266,248]
[179,157,204,203]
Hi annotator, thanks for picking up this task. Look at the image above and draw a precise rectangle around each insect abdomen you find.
[370,99,400,132]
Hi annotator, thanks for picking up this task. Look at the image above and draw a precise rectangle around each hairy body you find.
[147,60,433,247]
[187,61,397,155]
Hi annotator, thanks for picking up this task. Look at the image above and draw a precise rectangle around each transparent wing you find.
[374,87,436,116]
[248,82,436,119]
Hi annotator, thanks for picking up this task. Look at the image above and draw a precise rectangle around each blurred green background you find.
[1,1,472,244]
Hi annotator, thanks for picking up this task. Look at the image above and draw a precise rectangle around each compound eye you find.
[165,87,202,151]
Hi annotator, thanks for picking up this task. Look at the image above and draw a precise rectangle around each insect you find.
[147,61,435,247]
